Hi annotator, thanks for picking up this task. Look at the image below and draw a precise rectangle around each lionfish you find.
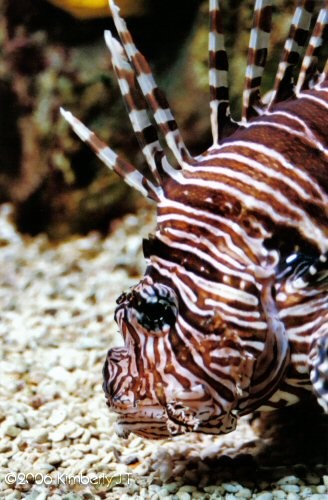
[61,0,328,439]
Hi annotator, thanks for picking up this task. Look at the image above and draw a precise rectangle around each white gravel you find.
[0,203,327,499]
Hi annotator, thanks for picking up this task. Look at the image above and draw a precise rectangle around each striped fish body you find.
[62,0,328,439]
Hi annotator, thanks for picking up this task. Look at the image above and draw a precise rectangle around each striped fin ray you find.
[109,0,192,168]
[242,0,272,121]
[296,6,328,92]
[269,0,315,106]
[208,0,237,144]
[60,108,160,200]
[104,30,176,186]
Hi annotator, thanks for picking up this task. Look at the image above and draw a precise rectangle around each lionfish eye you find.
[133,285,178,332]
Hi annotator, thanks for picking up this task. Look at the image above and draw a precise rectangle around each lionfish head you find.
[103,276,238,438]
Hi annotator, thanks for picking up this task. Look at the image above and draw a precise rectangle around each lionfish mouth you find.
[112,405,203,439]
[105,396,182,439]
[102,350,171,438]
[103,368,201,439]
[114,411,171,440]
[112,403,238,439]
[103,343,240,438]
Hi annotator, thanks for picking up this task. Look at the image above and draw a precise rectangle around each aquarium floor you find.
[0,203,327,499]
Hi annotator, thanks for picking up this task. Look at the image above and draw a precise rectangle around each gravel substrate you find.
[0,203,327,499]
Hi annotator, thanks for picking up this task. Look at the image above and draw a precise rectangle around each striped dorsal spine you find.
[61,0,328,439]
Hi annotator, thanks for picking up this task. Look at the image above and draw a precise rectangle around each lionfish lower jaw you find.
[114,422,131,439]
[114,407,171,439]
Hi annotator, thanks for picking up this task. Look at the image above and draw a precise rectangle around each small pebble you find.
[48,429,65,442]
[5,426,21,438]
[176,493,191,500]
[299,486,313,497]
[281,485,300,494]
[49,408,67,426]
[286,494,299,500]
[164,482,180,493]
[158,491,173,499]
[149,484,162,493]
[32,492,48,500]
[278,476,300,485]
[223,482,240,493]
[28,428,49,443]
[236,487,252,498]
[47,453,62,465]
[204,486,221,493]
[178,485,197,493]
[306,474,320,485]
[14,413,29,429]
[210,492,223,500]
[271,490,287,499]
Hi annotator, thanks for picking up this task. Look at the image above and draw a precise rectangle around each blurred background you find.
[0,0,313,239]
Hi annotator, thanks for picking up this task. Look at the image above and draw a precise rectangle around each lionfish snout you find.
[103,345,179,439]
[103,279,181,438]
[102,346,165,438]
[102,347,135,409]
